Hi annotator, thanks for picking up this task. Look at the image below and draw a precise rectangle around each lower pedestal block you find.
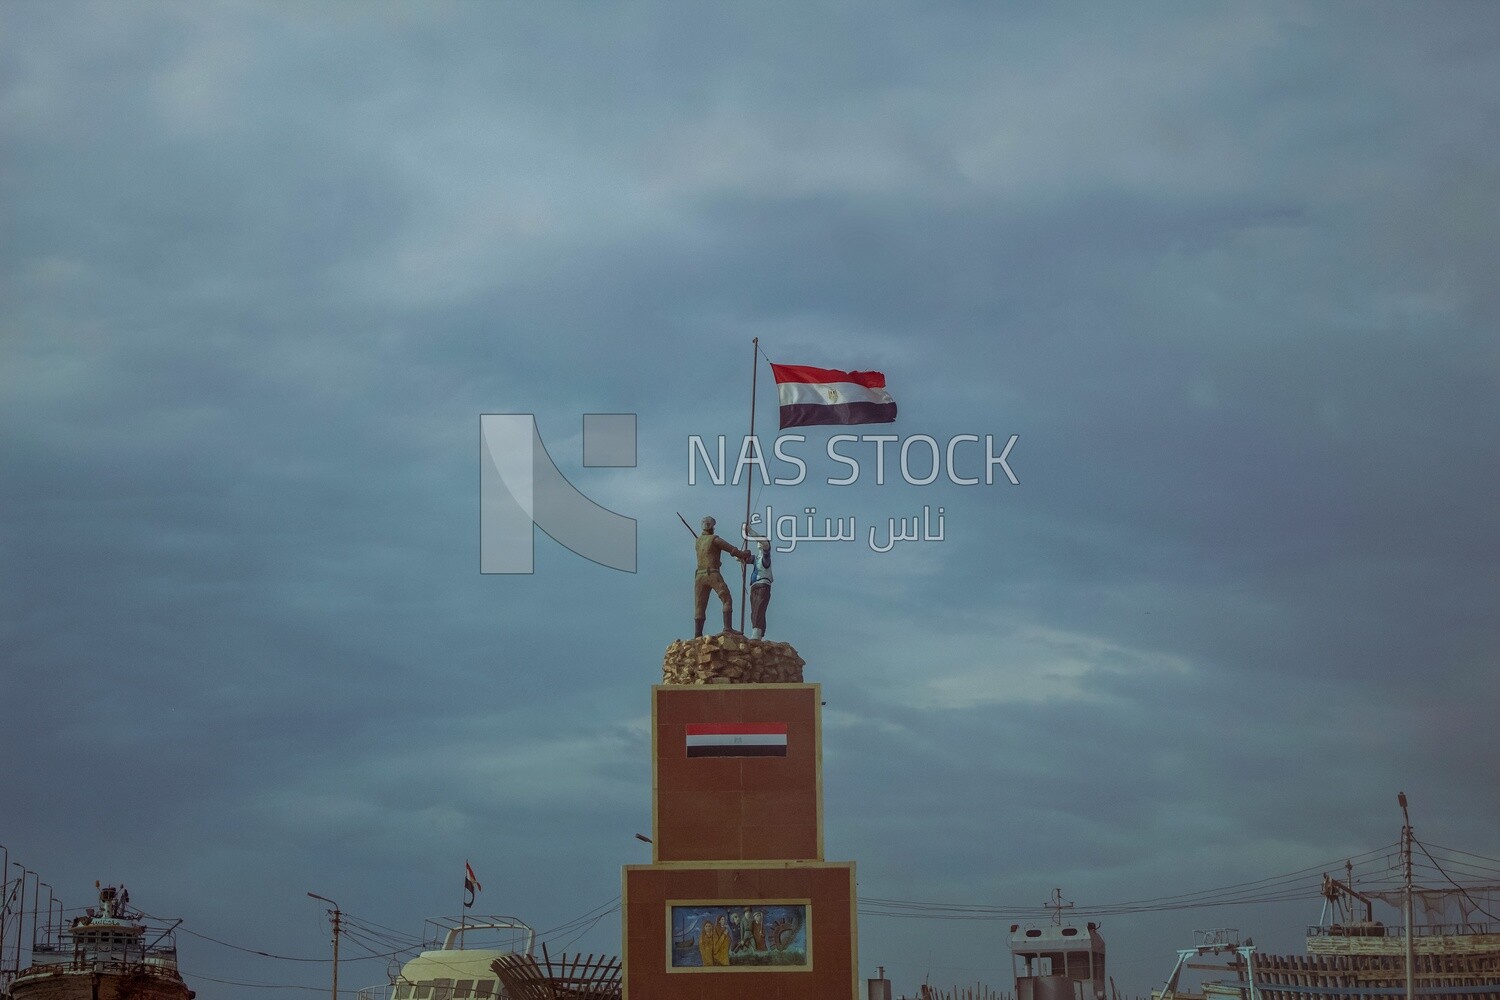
[622,860,857,1000]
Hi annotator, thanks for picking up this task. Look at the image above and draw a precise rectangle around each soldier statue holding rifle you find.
[685,514,752,637]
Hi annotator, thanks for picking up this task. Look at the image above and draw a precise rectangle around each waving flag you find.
[464,861,481,908]
[771,364,897,428]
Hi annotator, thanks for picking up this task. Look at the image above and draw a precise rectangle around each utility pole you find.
[308,893,341,1000]
[1,845,9,977]
[1399,792,1415,1000]
[36,883,51,950]
[10,864,30,976]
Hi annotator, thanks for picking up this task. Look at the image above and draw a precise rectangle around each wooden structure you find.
[1255,946,1500,1000]
[491,947,622,1000]
[1155,922,1500,1000]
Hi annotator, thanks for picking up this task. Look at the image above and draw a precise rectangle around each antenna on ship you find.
[1047,888,1074,926]
[1399,792,1414,1000]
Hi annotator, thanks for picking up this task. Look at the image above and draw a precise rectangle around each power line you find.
[174,926,393,964]
[532,897,621,943]
[186,973,328,991]
[1414,838,1500,923]
[858,843,1497,923]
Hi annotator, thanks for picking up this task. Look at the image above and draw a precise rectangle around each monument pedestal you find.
[621,641,858,999]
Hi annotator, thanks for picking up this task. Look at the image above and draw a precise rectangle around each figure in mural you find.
[748,536,773,639]
[698,917,717,967]
[714,915,731,966]
[692,515,751,637]
[670,905,809,969]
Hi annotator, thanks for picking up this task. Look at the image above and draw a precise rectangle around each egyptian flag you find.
[686,723,788,758]
[463,861,481,908]
[771,364,897,429]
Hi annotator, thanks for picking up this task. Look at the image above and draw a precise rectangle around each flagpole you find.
[739,337,759,633]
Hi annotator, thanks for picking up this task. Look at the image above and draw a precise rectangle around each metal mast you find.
[1399,791,1415,1000]
[739,337,759,633]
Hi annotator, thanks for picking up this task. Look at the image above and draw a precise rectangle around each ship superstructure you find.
[1156,797,1500,1000]
[6,884,192,1000]
[1155,879,1500,1000]
[357,916,535,1000]
[1010,890,1109,1000]
[1273,872,1499,1000]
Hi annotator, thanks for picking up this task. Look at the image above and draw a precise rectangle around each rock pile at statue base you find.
[662,635,806,684]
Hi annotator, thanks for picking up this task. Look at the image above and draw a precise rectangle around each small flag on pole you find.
[771,364,897,428]
[463,861,481,908]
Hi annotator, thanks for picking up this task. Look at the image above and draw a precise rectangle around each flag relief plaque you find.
[684,722,788,758]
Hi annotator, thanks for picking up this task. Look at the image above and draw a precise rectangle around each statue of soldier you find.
[694,515,751,637]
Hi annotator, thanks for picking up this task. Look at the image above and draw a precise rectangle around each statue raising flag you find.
[696,340,899,634]
[463,861,482,908]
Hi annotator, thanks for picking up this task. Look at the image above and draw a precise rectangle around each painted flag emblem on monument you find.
[771,364,897,429]
[685,723,788,758]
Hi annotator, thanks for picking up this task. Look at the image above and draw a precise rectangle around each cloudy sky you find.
[3,3,1497,997]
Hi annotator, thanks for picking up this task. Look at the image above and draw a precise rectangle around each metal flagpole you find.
[739,337,759,633]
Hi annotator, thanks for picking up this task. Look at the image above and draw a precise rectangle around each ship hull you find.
[1254,941,1500,1000]
[9,967,192,1000]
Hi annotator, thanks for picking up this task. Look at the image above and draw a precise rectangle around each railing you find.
[14,958,184,981]
[26,945,180,970]
[1308,922,1500,939]
[358,982,512,1000]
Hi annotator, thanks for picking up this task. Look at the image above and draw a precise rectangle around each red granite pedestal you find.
[622,678,858,1000]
